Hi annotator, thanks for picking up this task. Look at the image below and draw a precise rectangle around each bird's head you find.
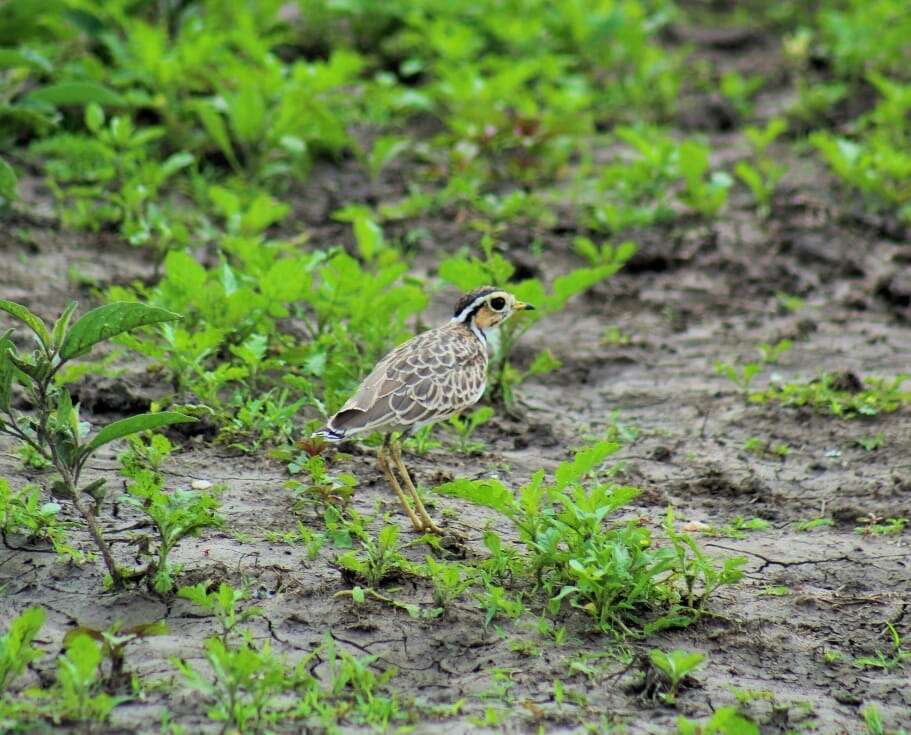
[451,287,534,332]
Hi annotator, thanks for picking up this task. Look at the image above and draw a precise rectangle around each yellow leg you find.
[377,444,423,532]
[391,440,442,534]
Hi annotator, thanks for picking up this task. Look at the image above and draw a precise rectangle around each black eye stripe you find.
[490,297,506,310]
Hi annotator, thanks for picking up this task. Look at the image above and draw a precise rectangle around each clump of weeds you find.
[0,300,194,588]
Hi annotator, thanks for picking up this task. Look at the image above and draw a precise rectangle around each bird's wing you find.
[327,327,486,436]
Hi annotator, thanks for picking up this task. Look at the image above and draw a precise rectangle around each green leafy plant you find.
[265,520,326,561]
[734,118,787,217]
[720,71,765,120]
[857,432,886,451]
[177,582,263,644]
[437,440,744,636]
[424,557,474,609]
[648,648,705,703]
[861,702,910,735]
[756,373,910,417]
[713,360,762,393]
[810,75,911,223]
[0,480,76,558]
[63,621,168,690]
[853,622,910,670]
[446,406,494,454]
[30,104,193,252]
[43,633,126,726]
[855,516,907,536]
[175,578,298,731]
[176,578,402,730]
[0,300,194,587]
[677,706,759,735]
[337,523,408,588]
[0,155,17,211]
[118,434,224,593]
[115,217,427,439]
[403,424,442,456]
[173,635,292,733]
[475,583,525,627]
[286,453,357,509]
[589,127,730,233]
[0,607,44,692]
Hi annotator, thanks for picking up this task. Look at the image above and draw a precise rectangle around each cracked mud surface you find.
[2,30,911,735]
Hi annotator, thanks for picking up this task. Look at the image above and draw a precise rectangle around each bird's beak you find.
[514,301,535,311]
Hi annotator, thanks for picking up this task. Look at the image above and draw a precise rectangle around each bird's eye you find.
[489,296,506,311]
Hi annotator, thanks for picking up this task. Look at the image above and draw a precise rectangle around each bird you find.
[314,287,534,533]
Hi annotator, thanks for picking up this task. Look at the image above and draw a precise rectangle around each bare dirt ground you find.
[2,23,910,735]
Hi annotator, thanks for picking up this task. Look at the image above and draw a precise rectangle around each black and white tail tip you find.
[313,425,345,442]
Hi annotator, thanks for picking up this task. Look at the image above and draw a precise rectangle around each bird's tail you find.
[312,424,345,442]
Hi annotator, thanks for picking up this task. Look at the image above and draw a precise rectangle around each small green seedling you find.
[476,584,525,627]
[677,706,759,735]
[177,582,263,644]
[0,300,194,587]
[120,435,224,594]
[713,360,761,393]
[0,607,45,692]
[404,424,442,455]
[173,636,290,733]
[757,339,792,365]
[424,557,474,608]
[795,517,834,532]
[853,622,910,670]
[855,516,907,536]
[47,633,126,725]
[63,621,168,690]
[287,453,357,509]
[0,480,78,559]
[735,118,788,217]
[336,524,407,587]
[649,648,705,703]
[856,433,885,451]
[447,406,494,454]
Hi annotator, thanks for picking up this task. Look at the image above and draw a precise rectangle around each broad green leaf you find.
[262,258,312,303]
[0,329,14,411]
[528,349,561,376]
[437,257,489,291]
[25,81,127,108]
[0,104,57,137]
[84,102,104,133]
[177,582,212,608]
[0,606,45,690]
[60,302,181,360]
[61,632,102,682]
[0,299,51,351]
[51,301,78,351]
[0,156,17,204]
[554,440,619,489]
[164,250,207,294]
[353,216,384,262]
[195,102,240,171]
[228,84,264,145]
[368,135,409,178]
[0,48,52,72]
[84,412,195,455]
[160,151,193,179]
[434,478,515,517]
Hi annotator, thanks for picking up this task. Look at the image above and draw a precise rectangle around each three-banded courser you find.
[315,287,534,533]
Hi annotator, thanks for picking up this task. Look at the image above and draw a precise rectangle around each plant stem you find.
[71,491,124,588]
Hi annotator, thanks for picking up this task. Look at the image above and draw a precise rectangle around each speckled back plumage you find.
[324,320,488,438]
